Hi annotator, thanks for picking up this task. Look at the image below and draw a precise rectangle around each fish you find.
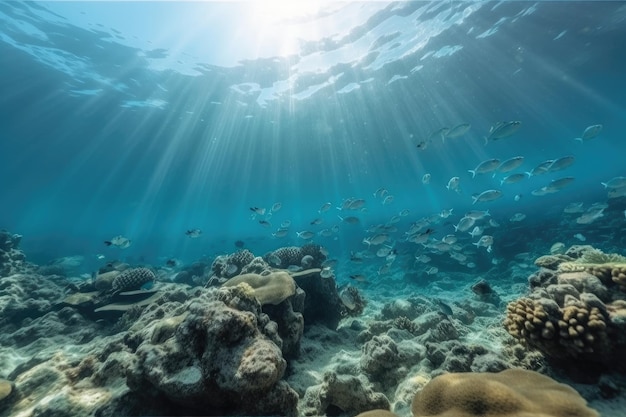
[563,202,585,214]
[339,285,358,309]
[608,187,626,199]
[310,218,324,225]
[270,202,282,212]
[399,209,411,217]
[382,195,394,205]
[500,173,528,185]
[415,254,431,263]
[318,229,334,237]
[296,231,315,239]
[104,235,131,249]
[454,216,475,232]
[545,177,575,191]
[425,266,439,275]
[442,234,458,245]
[376,246,394,257]
[338,215,360,224]
[489,219,500,227]
[267,254,282,266]
[320,267,334,279]
[249,207,266,216]
[601,176,626,189]
[526,160,554,177]
[96,254,105,260]
[363,233,389,246]
[472,189,502,204]
[422,173,431,184]
[234,240,245,248]
[574,124,602,142]
[468,226,483,237]
[259,220,271,228]
[510,213,526,222]
[496,156,524,173]
[436,299,453,316]
[624,210,626,219]
[547,156,575,172]
[350,251,364,263]
[445,123,471,140]
[484,121,522,144]
[272,228,289,238]
[468,158,501,178]
[165,259,178,267]
[573,233,586,242]
[318,202,332,213]
[185,229,202,238]
[514,194,522,202]
[464,210,490,220]
[348,198,367,210]
[350,274,369,283]
[416,140,430,150]
[429,127,450,142]
[446,176,460,191]
[473,235,494,252]
[373,188,388,199]
[280,220,292,228]
[440,208,453,218]
[576,209,604,225]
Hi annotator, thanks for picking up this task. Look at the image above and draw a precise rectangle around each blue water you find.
[1,1,625,275]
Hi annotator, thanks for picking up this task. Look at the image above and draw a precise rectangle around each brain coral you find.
[411,368,599,417]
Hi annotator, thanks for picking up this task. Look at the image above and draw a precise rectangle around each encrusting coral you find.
[411,368,598,417]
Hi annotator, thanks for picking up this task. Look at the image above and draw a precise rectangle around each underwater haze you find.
[1,1,626,273]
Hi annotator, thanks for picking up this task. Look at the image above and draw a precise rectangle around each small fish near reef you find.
[104,235,131,249]
[185,229,202,238]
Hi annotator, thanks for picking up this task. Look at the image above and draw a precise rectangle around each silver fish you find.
[526,160,554,177]
[500,173,528,185]
[547,155,575,172]
[484,121,522,143]
[454,216,475,232]
[496,156,524,173]
[445,123,471,140]
[574,124,602,142]
[468,158,501,178]
[601,176,626,189]
[472,189,502,204]
[296,231,315,240]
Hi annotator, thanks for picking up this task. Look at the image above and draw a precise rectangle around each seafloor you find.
[1,229,626,416]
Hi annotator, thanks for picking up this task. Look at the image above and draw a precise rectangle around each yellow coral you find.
[222,271,296,305]
[411,369,598,417]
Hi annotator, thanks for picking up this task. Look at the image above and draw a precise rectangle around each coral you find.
[393,316,419,335]
[341,286,367,317]
[222,271,296,305]
[578,248,626,264]
[361,335,400,376]
[209,249,256,281]
[301,372,390,416]
[504,297,610,360]
[0,230,29,276]
[565,245,596,259]
[292,268,344,329]
[355,411,398,417]
[266,244,327,269]
[534,254,574,270]
[0,378,12,401]
[111,267,155,292]
[125,286,298,416]
[411,368,599,417]
[558,262,626,287]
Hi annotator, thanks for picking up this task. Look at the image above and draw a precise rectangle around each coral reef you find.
[0,230,29,277]
[111,267,155,292]
[265,244,327,269]
[506,246,626,371]
[209,249,257,282]
[411,368,599,417]
[301,371,390,416]
[124,285,298,416]
[222,271,296,305]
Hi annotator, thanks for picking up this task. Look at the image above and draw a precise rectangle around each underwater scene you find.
[1,1,626,416]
